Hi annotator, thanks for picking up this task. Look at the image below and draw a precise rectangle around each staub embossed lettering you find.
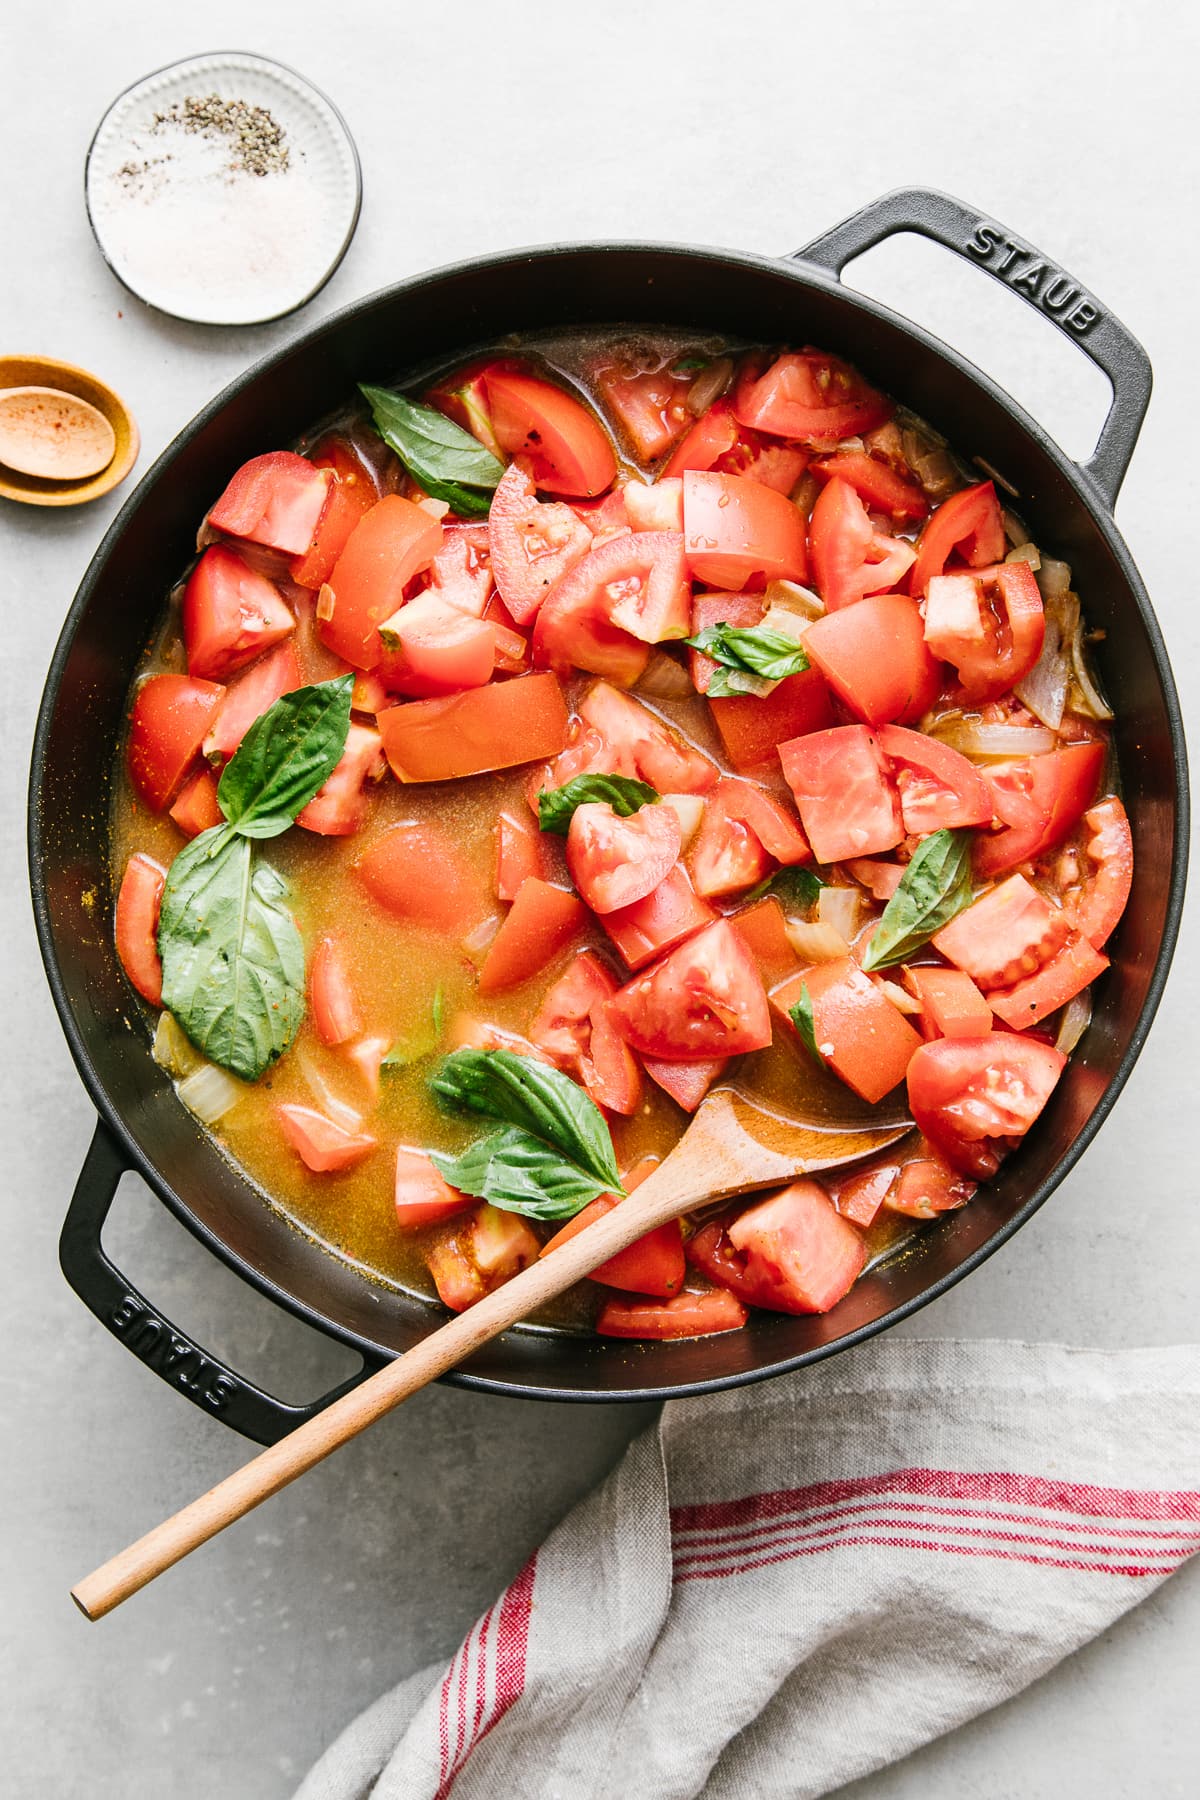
[110,1292,235,1410]
[967,222,1100,334]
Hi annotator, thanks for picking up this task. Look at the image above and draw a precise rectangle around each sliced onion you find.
[417,495,451,520]
[817,885,860,940]
[152,1010,203,1079]
[1065,602,1114,721]
[638,647,695,699]
[875,977,922,1016]
[834,435,865,454]
[931,718,1057,759]
[297,1051,364,1132]
[177,1062,246,1126]
[461,915,501,959]
[899,424,958,500]
[1014,600,1068,730]
[1037,555,1073,601]
[762,578,825,621]
[1055,990,1093,1055]
[686,356,733,416]
[660,793,705,849]
[783,919,849,962]
[757,604,812,646]
[1005,541,1041,569]
[316,582,336,622]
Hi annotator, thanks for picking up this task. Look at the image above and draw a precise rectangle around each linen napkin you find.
[294,1338,1200,1800]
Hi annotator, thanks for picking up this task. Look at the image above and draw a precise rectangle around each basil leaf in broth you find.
[430,1049,623,1192]
[382,987,446,1073]
[158,829,305,1081]
[360,385,505,517]
[431,1126,611,1220]
[860,829,974,972]
[788,983,824,1067]
[744,865,825,915]
[686,623,810,690]
[538,773,660,836]
[217,676,354,839]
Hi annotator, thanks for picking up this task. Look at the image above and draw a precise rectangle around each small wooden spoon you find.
[71,1090,910,1620]
[0,385,117,480]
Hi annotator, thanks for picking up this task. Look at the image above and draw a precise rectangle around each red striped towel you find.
[294,1339,1199,1799]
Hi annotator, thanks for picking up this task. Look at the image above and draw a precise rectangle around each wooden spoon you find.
[0,385,116,479]
[71,1090,910,1620]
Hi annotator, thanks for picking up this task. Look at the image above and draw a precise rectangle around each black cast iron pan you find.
[29,189,1188,1443]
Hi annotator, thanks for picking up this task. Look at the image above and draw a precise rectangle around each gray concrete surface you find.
[3,1,1197,1794]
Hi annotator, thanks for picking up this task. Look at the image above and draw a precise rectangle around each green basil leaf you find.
[686,623,810,685]
[360,384,505,517]
[671,355,708,374]
[216,676,354,839]
[430,1049,622,1191]
[788,983,824,1066]
[382,987,446,1072]
[704,665,777,699]
[538,773,660,836]
[158,829,305,1081]
[744,866,826,914]
[860,829,974,972]
[430,1126,609,1220]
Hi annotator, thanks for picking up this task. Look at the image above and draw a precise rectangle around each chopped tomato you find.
[846,857,904,902]
[600,865,716,970]
[733,350,892,444]
[426,525,494,618]
[987,934,1109,1031]
[535,531,690,669]
[484,367,617,497]
[883,1152,976,1219]
[567,800,682,913]
[689,777,809,899]
[542,1162,684,1297]
[827,1160,898,1228]
[114,853,166,1005]
[607,919,771,1061]
[909,481,1006,597]
[378,671,569,783]
[731,897,801,986]
[571,488,631,537]
[428,1204,541,1311]
[878,724,992,834]
[344,1034,391,1101]
[594,358,694,461]
[394,1148,473,1229]
[183,545,295,683]
[595,1288,748,1339]
[297,722,384,837]
[208,451,333,556]
[426,1237,484,1312]
[487,462,593,626]
[1073,797,1133,948]
[128,673,226,811]
[779,725,903,863]
[478,878,588,993]
[355,822,485,934]
[578,682,716,794]
[906,1033,1066,1177]
[527,951,642,1114]
[662,396,739,477]
[689,1179,866,1314]
[495,809,545,902]
[811,451,929,522]
[803,593,941,727]
[933,874,1070,991]
[709,669,835,772]
[277,1104,376,1173]
[687,590,762,695]
[924,562,1044,702]
[809,477,916,610]
[318,496,443,669]
[904,965,994,1040]
[772,959,923,1104]
[974,742,1106,879]
[202,639,303,763]
[642,1055,729,1112]
[624,478,684,533]
[424,359,504,460]
[308,936,363,1046]
[290,463,376,590]
[682,471,808,590]
[378,594,495,698]
[663,395,808,493]
[168,767,222,839]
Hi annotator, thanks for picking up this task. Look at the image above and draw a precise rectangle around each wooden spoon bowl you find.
[0,355,138,506]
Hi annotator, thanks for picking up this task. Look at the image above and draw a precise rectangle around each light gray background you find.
[3,2,1197,1794]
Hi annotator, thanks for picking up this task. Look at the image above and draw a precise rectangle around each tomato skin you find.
[355,822,485,935]
[202,639,304,763]
[883,1153,976,1219]
[378,595,496,698]
[988,933,1109,1031]
[909,481,1006,597]
[183,545,296,683]
[277,1105,377,1173]
[595,1288,748,1339]
[809,477,916,611]
[709,670,835,773]
[297,722,384,837]
[803,593,941,727]
[811,451,929,522]
[924,563,1045,702]
[682,470,808,590]
[484,368,617,497]
[578,682,716,795]
[566,800,682,913]
[607,918,771,1061]
[128,674,226,811]
[773,959,923,1105]
[1073,797,1133,948]
[973,742,1105,879]
[495,808,545,902]
[662,397,740,478]
[594,360,694,461]
[827,1160,897,1228]
[308,935,364,1046]
[690,1179,866,1315]
[904,965,994,1040]
[478,878,588,994]
[779,724,903,864]
[378,671,569,783]
[642,1055,729,1112]
[487,462,594,626]
[689,777,809,900]
[208,451,333,556]
[600,865,716,971]
[878,723,992,834]
[394,1148,473,1229]
[114,853,166,1005]
[907,1033,1066,1177]
[319,496,444,670]
[733,351,892,444]
[527,951,642,1115]
[168,767,223,839]
[933,873,1070,991]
